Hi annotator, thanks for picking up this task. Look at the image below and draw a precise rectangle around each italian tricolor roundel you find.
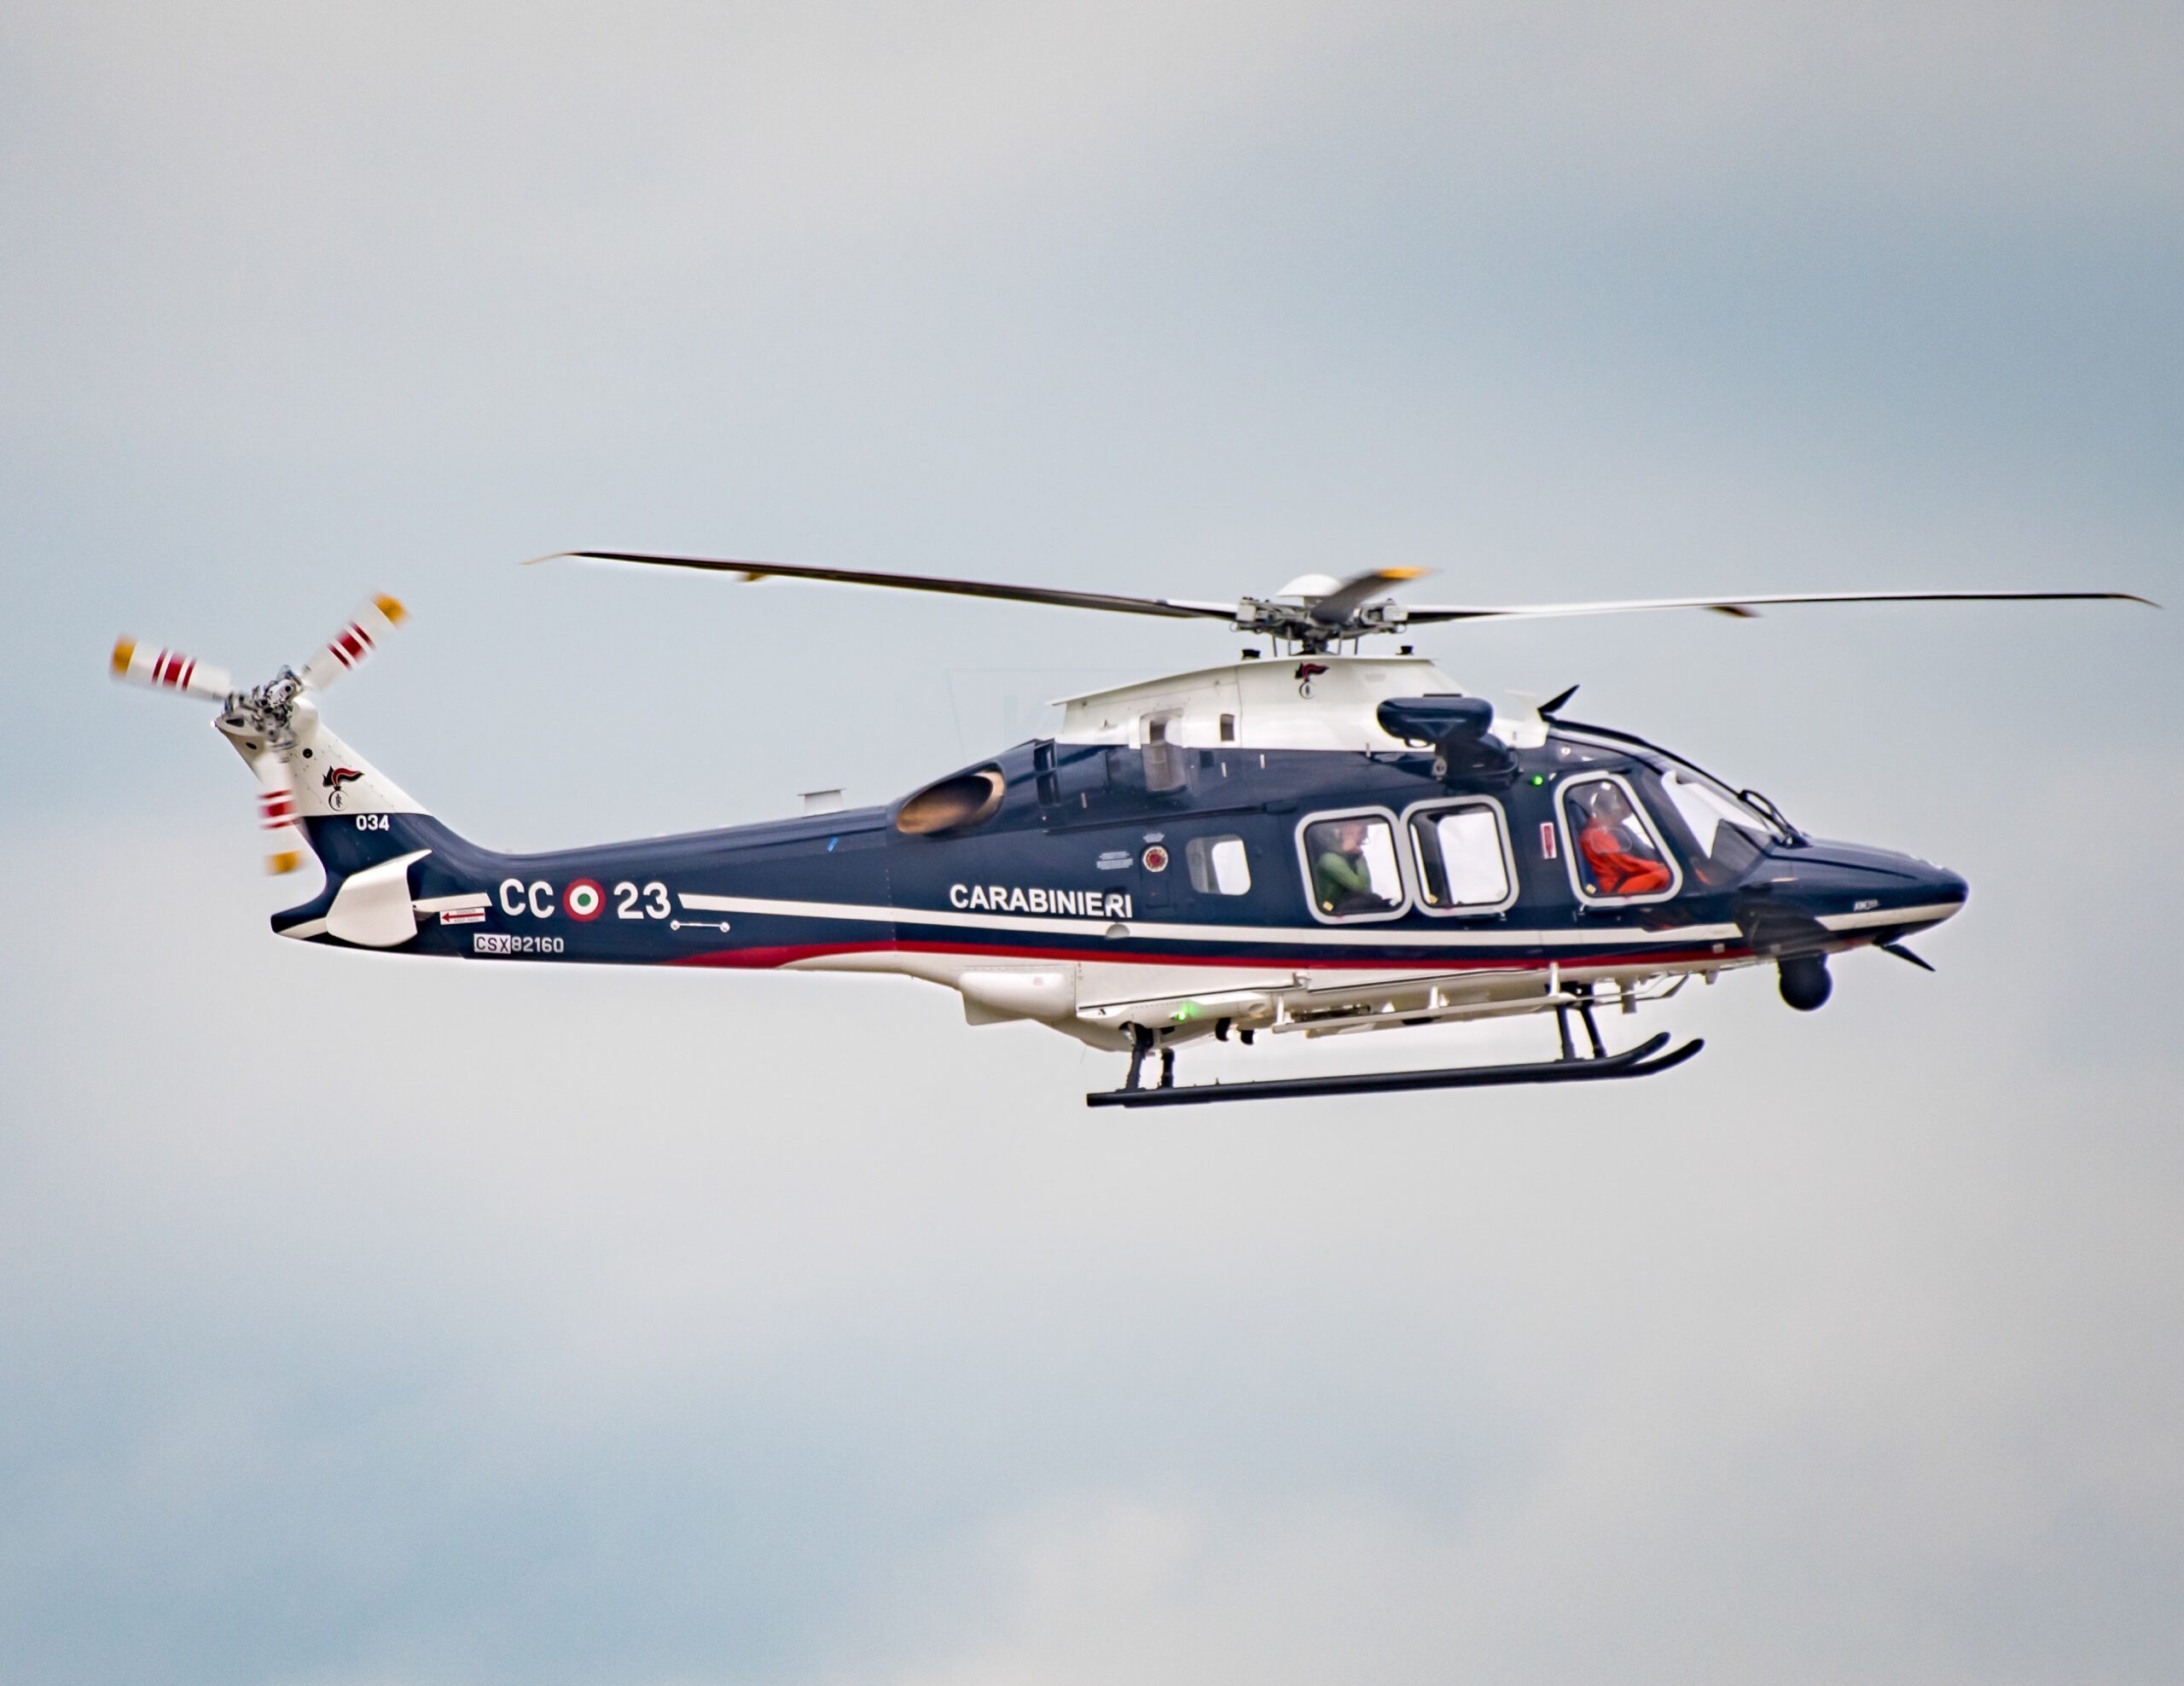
[566,879,604,921]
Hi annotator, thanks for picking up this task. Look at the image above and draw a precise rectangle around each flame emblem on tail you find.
[322,765,363,809]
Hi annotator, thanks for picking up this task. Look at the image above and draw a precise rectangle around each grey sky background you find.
[3,3,2180,1682]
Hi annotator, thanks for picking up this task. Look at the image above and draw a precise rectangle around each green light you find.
[1172,1001,1203,1022]
[1531,774,1545,786]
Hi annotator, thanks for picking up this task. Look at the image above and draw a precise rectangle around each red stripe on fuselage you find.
[668,942,880,969]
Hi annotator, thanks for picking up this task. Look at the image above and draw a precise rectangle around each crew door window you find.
[1562,776,1679,903]
[1300,813,1405,921]
[1408,801,1513,914]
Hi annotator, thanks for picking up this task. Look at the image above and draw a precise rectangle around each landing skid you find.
[1085,1031,1705,1109]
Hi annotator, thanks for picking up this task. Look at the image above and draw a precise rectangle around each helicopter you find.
[113,556,2152,1106]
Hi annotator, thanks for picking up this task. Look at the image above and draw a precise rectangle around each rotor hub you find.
[1233,593,1411,652]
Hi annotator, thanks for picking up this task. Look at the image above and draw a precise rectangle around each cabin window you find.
[1406,800,1513,914]
[1186,834,1252,896]
[1298,811,1406,921]
[1560,776,1680,903]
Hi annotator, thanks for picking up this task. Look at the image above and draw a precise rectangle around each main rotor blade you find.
[534,550,1239,622]
[1307,567,1429,625]
[1401,589,2158,624]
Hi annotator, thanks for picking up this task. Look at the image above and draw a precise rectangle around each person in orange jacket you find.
[1576,784,1672,897]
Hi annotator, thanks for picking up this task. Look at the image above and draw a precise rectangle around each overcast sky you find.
[3,4,2181,1683]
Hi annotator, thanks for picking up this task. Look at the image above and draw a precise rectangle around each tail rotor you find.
[111,638,234,702]
[111,594,407,874]
[299,594,407,692]
[251,752,308,875]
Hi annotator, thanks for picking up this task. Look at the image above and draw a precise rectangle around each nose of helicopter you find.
[1923,860,1971,913]
[1736,840,1967,951]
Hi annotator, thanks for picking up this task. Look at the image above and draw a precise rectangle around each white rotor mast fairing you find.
[533,550,2154,653]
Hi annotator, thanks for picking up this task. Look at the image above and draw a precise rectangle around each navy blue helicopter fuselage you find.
[278,725,1967,1003]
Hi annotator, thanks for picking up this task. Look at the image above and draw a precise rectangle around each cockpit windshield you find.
[1645,765,1785,887]
[1656,766,1788,852]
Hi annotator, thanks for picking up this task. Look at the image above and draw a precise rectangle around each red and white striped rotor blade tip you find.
[299,594,407,691]
[253,753,308,875]
[111,638,234,701]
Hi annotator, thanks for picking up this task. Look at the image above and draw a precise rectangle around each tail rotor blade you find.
[299,594,406,691]
[253,753,308,875]
[112,637,233,702]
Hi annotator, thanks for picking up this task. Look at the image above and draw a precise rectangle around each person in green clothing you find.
[1311,817,1388,914]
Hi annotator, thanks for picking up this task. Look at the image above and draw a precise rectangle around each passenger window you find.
[1409,803,1511,911]
[1563,777,1676,901]
[1302,815,1404,918]
[1186,834,1252,896]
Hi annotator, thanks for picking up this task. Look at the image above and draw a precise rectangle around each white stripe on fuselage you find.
[676,891,1746,950]
[1816,902,1961,933]
[280,892,1956,954]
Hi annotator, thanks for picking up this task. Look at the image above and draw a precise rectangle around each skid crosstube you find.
[1085,1032,1705,1108]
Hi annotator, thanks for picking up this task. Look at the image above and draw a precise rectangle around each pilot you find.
[1313,819,1388,914]
[1576,785,1672,897]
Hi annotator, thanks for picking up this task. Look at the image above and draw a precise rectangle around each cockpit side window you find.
[1298,811,1407,921]
[1561,776,1680,904]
